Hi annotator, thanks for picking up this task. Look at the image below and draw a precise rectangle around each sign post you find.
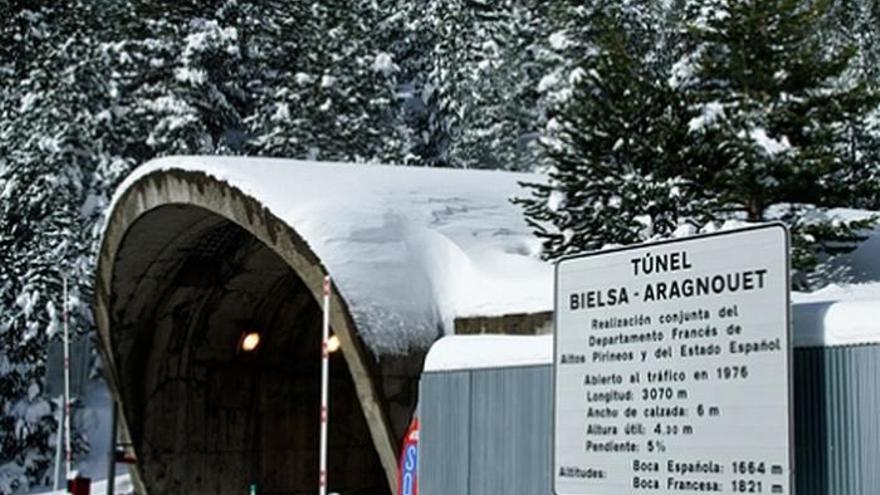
[319,275,331,495]
[553,224,792,495]
[63,275,72,481]
[397,417,419,495]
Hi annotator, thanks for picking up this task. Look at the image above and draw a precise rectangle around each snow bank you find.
[792,282,880,347]
[28,474,132,495]
[793,281,880,303]
[824,210,880,283]
[73,380,115,481]
[108,157,552,355]
[792,299,880,347]
[423,335,553,372]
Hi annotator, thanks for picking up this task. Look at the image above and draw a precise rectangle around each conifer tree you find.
[0,3,131,488]
[391,0,450,166]
[677,0,880,286]
[521,0,879,288]
[424,0,549,170]
[445,0,548,170]
[245,0,408,163]
[420,0,483,167]
[518,3,690,257]
[826,0,880,209]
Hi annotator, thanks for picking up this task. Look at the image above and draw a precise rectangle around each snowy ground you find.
[14,380,121,495]
[25,475,132,495]
[74,380,115,481]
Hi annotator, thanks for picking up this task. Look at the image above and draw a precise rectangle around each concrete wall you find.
[454,312,552,336]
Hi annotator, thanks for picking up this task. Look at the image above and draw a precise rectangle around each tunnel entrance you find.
[109,205,390,495]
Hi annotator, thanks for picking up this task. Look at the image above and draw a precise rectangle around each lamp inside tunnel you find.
[239,331,262,353]
[327,334,340,353]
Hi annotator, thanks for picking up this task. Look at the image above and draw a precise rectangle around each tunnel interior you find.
[107,205,389,495]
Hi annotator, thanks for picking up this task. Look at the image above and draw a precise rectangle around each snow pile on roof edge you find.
[792,282,880,347]
[423,335,553,372]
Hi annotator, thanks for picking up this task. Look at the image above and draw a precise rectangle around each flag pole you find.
[319,275,331,495]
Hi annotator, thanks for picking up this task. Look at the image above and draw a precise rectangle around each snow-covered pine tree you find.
[401,0,543,169]
[406,0,475,167]
[246,0,408,163]
[0,2,137,489]
[0,2,280,489]
[446,0,548,171]
[535,0,678,133]
[372,0,437,165]
[534,1,618,112]
[391,0,451,166]
[127,0,272,155]
[406,0,491,167]
[823,0,880,210]
[676,0,880,287]
[517,2,691,258]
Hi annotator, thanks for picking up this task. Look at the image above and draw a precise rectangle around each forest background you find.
[1,0,878,490]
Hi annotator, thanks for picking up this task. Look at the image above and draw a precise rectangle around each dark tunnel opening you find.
[108,205,390,495]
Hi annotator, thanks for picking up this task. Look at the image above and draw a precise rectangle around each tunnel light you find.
[327,334,341,353]
[240,331,262,353]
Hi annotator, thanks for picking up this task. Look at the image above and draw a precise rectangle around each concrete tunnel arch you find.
[94,169,403,494]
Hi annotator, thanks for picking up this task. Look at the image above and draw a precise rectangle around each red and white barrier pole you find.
[63,274,72,480]
[319,275,331,495]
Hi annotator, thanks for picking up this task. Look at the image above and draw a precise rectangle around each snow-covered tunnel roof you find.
[107,156,553,355]
[104,157,880,357]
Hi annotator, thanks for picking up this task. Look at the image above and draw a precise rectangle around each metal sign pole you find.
[63,275,72,480]
[319,275,331,495]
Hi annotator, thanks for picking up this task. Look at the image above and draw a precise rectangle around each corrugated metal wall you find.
[420,370,472,495]
[794,345,880,495]
[420,366,552,495]
[420,346,880,495]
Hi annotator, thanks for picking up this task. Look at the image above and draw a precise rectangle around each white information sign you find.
[553,224,792,495]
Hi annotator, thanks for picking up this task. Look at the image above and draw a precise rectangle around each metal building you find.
[419,300,880,495]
